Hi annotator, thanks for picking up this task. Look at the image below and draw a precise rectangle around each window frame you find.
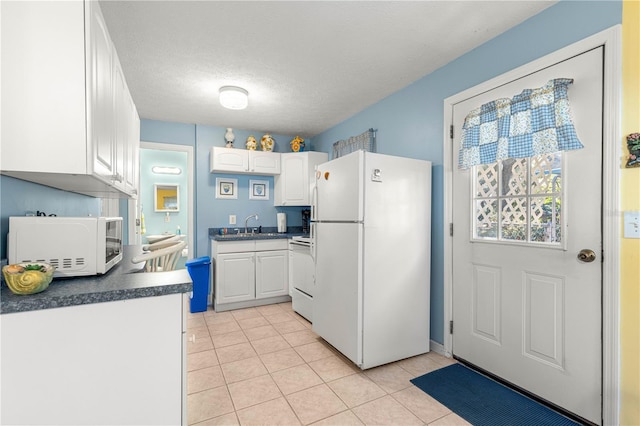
[469,153,568,250]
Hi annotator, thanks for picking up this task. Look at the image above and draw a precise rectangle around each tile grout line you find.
[188,304,457,425]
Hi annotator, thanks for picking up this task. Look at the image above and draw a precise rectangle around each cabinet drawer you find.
[255,239,288,251]
[214,240,255,254]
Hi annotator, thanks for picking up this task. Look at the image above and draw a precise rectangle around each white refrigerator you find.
[311,150,431,369]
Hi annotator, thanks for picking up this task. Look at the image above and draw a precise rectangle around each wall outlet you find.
[229,215,236,225]
[624,211,640,239]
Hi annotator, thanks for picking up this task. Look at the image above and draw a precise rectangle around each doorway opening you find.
[129,142,195,266]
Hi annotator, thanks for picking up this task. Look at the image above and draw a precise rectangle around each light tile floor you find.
[187,302,470,425]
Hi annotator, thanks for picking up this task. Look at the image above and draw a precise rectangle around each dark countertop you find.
[0,246,192,315]
[209,226,309,242]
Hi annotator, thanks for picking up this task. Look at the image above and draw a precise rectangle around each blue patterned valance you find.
[333,128,376,159]
[458,78,583,169]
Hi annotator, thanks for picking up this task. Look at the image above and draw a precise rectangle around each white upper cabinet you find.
[88,0,116,183]
[210,147,281,175]
[250,151,281,175]
[274,152,328,206]
[210,147,249,173]
[113,51,140,196]
[0,1,139,198]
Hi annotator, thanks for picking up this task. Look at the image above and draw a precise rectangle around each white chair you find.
[132,241,187,272]
[141,235,183,252]
[145,234,177,244]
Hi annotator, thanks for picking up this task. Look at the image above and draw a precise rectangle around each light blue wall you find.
[140,120,196,146]
[140,119,307,258]
[195,125,306,258]
[312,0,622,344]
[0,176,101,259]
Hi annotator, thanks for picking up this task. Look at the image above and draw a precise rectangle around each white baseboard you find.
[429,340,449,357]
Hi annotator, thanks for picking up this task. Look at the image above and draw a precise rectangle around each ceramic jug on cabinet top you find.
[261,134,274,151]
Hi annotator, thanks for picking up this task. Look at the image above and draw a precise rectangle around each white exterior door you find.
[451,47,603,424]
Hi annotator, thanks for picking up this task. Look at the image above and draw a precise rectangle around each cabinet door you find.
[1,294,183,425]
[87,0,116,181]
[1,1,87,175]
[256,250,289,299]
[115,57,140,197]
[112,58,127,191]
[275,152,327,206]
[250,151,281,175]
[126,104,140,197]
[216,253,255,303]
[276,154,307,205]
[210,147,249,173]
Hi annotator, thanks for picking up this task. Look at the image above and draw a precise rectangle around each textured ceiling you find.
[100,1,555,138]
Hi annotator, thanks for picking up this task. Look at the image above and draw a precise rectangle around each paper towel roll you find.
[277,213,287,233]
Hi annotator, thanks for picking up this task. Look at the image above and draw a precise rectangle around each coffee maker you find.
[301,209,311,235]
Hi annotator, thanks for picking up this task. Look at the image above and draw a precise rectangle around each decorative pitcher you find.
[261,134,275,151]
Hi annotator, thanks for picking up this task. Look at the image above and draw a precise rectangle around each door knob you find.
[577,249,596,263]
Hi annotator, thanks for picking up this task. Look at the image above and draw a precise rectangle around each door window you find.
[473,152,564,246]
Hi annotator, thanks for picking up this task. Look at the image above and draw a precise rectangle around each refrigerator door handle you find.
[311,183,318,222]
[310,223,316,264]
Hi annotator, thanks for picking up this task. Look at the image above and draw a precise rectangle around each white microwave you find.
[8,216,123,277]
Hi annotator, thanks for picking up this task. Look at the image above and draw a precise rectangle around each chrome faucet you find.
[244,214,259,234]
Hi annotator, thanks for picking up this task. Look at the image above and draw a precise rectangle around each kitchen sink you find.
[215,232,284,240]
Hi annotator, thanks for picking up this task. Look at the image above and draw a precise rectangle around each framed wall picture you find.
[249,179,269,200]
[215,178,238,199]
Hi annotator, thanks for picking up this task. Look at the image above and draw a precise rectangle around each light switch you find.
[229,215,236,225]
[624,211,640,238]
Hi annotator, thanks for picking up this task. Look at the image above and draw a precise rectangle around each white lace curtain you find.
[333,128,376,158]
[458,78,583,169]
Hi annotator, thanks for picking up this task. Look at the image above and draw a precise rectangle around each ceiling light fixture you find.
[219,86,249,110]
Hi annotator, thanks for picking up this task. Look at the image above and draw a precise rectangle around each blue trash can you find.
[185,256,211,313]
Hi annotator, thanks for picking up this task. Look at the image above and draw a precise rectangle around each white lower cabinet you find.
[212,239,289,311]
[1,293,186,425]
[256,250,289,298]
[216,252,256,304]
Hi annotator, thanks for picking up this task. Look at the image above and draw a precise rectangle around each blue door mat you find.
[410,363,582,426]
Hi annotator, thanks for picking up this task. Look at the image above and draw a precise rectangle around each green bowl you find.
[2,263,55,295]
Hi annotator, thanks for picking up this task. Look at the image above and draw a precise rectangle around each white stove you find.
[291,236,311,246]
[289,237,313,322]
